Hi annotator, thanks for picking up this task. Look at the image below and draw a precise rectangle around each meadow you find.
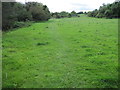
[2,15,118,88]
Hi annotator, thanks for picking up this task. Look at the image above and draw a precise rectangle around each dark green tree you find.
[2,2,17,30]
[71,11,78,17]
[25,2,51,21]
[87,1,120,18]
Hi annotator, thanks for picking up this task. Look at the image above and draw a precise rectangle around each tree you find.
[71,11,78,17]
[14,3,32,21]
[77,12,83,14]
[26,2,51,21]
[0,2,2,30]
[60,11,69,18]
[104,10,112,18]
[68,14,72,18]
[87,1,120,18]
[2,2,17,30]
[2,2,51,30]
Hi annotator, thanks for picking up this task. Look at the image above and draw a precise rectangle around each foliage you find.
[77,11,83,14]
[87,1,120,18]
[2,2,51,30]
[2,2,17,30]
[51,12,61,18]
[51,11,79,18]
[60,11,69,18]
[71,11,78,17]
[14,3,32,21]
[25,2,50,21]
[13,21,33,28]
[0,2,2,30]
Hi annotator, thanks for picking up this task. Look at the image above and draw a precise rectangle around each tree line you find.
[2,2,51,31]
[87,1,120,18]
[51,11,80,19]
[2,2,82,31]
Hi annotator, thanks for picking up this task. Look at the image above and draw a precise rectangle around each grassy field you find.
[2,15,118,88]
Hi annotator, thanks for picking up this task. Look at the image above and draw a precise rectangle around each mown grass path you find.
[3,15,118,88]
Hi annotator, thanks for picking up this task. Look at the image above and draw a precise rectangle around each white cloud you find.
[16,0,115,12]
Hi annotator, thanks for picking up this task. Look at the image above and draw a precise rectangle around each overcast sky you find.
[16,0,115,12]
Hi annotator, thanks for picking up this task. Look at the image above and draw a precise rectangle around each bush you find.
[13,22,26,28]
[87,1,120,18]
[2,2,51,31]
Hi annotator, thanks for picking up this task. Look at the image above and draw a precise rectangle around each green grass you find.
[2,15,118,88]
